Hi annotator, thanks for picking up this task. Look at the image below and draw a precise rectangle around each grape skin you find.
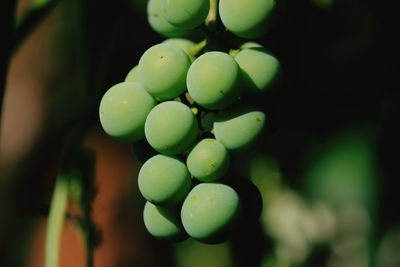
[139,43,191,100]
[138,154,192,206]
[147,0,189,37]
[235,47,280,94]
[124,65,140,83]
[162,38,194,55]
[219,0,276,38]
[213,106,266,151]
[162,38,196,61]
[99,82,156,142]
[181,183,242,244]
[239,41,263,50]
[187,51,240,110]
[145,101,199,155]
[186,138,230,182]
[161,0,209,30]
[143,201,188,241]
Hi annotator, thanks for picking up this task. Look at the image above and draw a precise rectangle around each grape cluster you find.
[99,0,280,244]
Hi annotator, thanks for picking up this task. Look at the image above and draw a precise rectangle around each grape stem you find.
[45,174,69,267]
[205,0,218,28]
[188,39,207,58]
[229,48,240,58]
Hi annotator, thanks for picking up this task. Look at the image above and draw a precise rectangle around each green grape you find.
[99,82,156,142]
[138,154,192,206]
[235,47,280,94]
[239,41,263,50]
[186,51,240,110]
[139,43,191,101]
[213,105,266,151]
[145,101,198,155]
[124,65,140,83]
[181,183,242,243]
[161,0,209,30]
[147,0,189,37]
[186,138,229,182]
[143,201,188,241]
[219,0,276,38]
[162,38,195,61]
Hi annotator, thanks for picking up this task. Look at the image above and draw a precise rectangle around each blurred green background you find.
[0,0,399,266]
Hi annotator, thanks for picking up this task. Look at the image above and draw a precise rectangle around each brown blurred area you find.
[0,0,167,266]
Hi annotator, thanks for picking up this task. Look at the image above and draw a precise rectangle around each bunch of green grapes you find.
[99,0,280,244]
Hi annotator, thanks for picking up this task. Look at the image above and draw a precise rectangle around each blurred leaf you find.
[303,129,377,209]
[174,239,233,267]
[312,0,335,9]
[376,226,400,267]
[32,0,53,9]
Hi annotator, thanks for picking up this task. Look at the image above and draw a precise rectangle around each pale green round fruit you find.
[235,47,280,93]
[138,154,192,206]
[239,42,263,49]
[161,0,209,30]
[147,0,189,37]
[139,43,191,101]
[219,0,276,38]
[187,51,240,110]
[143,201,188,241]
[213,106,266,151]
[124,65,140,83]
[99,82,156,142]
[181,183,242,243]
[162,38,196,61]
[186,138,229,182]
[145,101,199,155]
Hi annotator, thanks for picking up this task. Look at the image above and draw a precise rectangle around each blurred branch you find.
[68,147,101,267]
[45,174,69,267]
[13,0,60,54]
[0,0,16,133]
[1,0,59,134]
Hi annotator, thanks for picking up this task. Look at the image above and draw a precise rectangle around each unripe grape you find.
[181,183,242,244]
[219,0,276,38]
[145,101,199,155]
[99,82,156,142]
[187,51,240,110]
[213,105,266,151]
[161,0,209,30]
[186,138,229,182]
[147,0,189,37]
[138,154,192,206]
[124,65,140,83]
[235,47,280,94]
[143,201,188,241]
[239,42,263,50]
[162,38,196,61]
[139,43,191,100]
